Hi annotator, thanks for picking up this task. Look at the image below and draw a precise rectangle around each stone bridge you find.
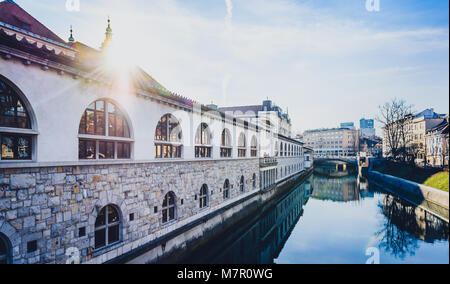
[314,157,358,166]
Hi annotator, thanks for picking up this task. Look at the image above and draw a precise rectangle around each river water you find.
[185,165,449,264]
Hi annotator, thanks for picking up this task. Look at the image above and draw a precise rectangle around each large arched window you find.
[155,114,182,159]
[79,99,132,160]
[1,77,34,161]
[199,184,209,209]
[221,129,232,158]
[0,233,10,264]
[95,205,121,250]
[239,176,245,193]
[250,136,258,157]
[195,123,212,158]
[162,192,177,224]
[223,179,230,200]
[238,133,246,157]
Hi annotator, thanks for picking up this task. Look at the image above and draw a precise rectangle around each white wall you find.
[0,60,258,163]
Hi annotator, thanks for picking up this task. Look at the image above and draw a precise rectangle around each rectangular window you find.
[238,149,246,157]
[221,148,232,158]
[79,140,96,160]
[195,146,211,158]
[1,134,32,161]
[117,142,131,159]
[99,141,114,159]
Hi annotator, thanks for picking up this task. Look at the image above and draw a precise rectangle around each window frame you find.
[223,179,230,200]
[220,129,233,158]
[94,205,121,251]
[78,99,133,161]
[239,176,245,193]
[0,233,11,264]
[0,76,37,162]
[199,184,209,209]
[162,191,177,224]
[155,114,183,159]
[195,123,212,158]
[238,132,247,158]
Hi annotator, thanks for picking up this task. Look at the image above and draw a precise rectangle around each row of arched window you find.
[0,75,259,162]
[94,174,257,250]
[276,141,303,158]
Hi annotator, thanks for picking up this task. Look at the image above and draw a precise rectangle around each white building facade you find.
[0,2,306,264]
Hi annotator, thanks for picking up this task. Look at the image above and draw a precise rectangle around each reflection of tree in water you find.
[377,194,449,259]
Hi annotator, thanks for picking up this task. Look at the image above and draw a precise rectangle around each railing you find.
[260,157,278,168]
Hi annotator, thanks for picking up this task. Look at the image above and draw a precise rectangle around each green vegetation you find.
[374,162,449,192]
[424,172,449,192]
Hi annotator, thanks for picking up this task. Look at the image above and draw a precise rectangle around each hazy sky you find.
[10,0,450,134]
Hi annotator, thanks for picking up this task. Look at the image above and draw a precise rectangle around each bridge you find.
[314,157,358,166]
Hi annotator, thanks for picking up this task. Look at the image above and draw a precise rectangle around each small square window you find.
[129,213,135,221]
[79,227,86,237]
[27,240,37,253]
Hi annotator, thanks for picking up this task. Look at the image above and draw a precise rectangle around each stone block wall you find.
[0,158,259,264]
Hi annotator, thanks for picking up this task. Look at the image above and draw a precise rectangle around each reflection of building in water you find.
[381,194,448,246]
[311,175,360,202]
[208,180,311,264]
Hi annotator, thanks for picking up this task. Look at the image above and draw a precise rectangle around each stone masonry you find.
[0,158,259,264]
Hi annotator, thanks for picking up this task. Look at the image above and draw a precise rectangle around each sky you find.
[9,0,450,135]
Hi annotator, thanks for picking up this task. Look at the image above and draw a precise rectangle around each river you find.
[180,165,449,264]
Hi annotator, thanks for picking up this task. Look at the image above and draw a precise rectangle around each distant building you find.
[359,136,383,158]
[382,108,447,164]
[426,120,449,168]
[219,100,292,138]
[303,128,359,157]
[340,122,355,130]
[360,118,376,137]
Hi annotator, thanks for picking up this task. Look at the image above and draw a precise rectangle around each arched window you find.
[239,176,245,193]
[162,192,177,224]
[0,233,10,264]
[79,99,132,160]
[252,173,257,189]
[250,136,258,157]
[223,179,230,200]
[155,114,182,159]
[1,77,34,161]
[238,133,246,157]
[95,205,121,250]
[221,129,232,158]
[199,184,209,209]
[195,123,212,158]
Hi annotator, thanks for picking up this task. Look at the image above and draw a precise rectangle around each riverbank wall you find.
[120,168,314,264]
[367,160,449,210]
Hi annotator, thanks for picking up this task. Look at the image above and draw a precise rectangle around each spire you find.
[101,16,113,49]
[68,25,75,44]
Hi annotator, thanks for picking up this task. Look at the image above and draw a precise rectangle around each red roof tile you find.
[0,1,66,45]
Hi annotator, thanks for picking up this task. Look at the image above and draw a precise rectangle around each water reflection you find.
[377,194,449,259]
[208,180,311,264]
[179,166,449,264]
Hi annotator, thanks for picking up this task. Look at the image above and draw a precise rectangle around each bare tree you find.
[377,99,414,163]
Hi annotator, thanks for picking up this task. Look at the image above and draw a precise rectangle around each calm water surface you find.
[195,166,449,264]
